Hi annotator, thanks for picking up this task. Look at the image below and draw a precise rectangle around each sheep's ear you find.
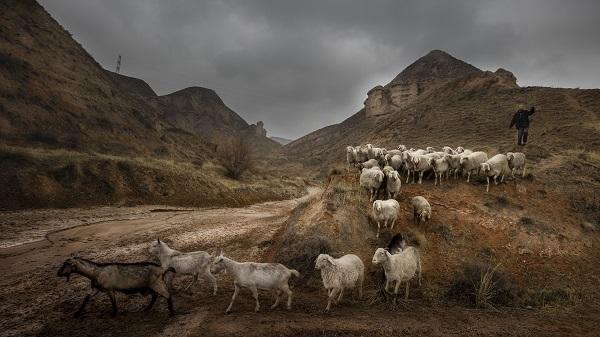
[326,256,335,265]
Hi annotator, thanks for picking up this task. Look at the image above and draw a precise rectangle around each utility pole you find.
[115,54,121,73]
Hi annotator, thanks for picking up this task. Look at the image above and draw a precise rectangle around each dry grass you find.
[474,263,501,309]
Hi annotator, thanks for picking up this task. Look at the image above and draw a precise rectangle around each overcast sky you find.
[40,0,600,139]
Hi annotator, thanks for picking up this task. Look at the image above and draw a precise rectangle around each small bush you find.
[447,261,514,308]
[218,136,252,179]
[275,235,332,285]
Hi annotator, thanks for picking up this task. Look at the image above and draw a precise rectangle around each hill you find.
[0,0,302,210]
[270,136,293,145]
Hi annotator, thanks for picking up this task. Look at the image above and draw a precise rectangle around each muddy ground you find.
[0,187,598,337]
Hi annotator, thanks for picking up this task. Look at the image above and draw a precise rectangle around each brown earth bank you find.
[1,174,598,336]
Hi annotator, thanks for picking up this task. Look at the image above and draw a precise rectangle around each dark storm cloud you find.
[40,0,600,139]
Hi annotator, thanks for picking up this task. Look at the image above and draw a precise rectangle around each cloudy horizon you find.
[40,0,600,140]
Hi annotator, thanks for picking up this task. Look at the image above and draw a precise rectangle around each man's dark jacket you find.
[510,107,535,129]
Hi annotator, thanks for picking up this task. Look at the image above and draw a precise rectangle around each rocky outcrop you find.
[104,70,157,96]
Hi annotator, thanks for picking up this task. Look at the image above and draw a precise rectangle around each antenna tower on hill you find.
[115,54,122,73]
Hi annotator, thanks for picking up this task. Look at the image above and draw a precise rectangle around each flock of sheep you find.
[54,143,528,318]
[58,236,420,316]
[351,143,527,240]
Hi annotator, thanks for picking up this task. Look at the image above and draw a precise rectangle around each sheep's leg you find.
[336,288,344,303]
[511,168,515,178]
[74,288,99,318]
[326,288,338,311]
[390,217,396,230]
[166,295,175,316]
[494,175,498,185]
[522,164,526,177]
[283,284,293,310]
[394,280,401,295]
[205,269,218,296]
[384,279,390,293]
[405,282,410,300]
[107,291,118,317]
[406,170,410,184]
[486,177,490,193]
[501,174,505,183]
[376,221,381,238]
[467,172,471,182]
[226,283,240,313]
[143,293,158,312]
[250,285,260,312]
[271,289,282,309]
[434,173,437,185]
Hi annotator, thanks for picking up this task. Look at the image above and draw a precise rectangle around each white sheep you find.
[355,146,369,162]
[372,199,400,238]
[366,144,385,160]
[506,152,526,177]
[429,156,450,185]
[360,167,384,201]
[357,158,380,170]
[315,254,364,312]
[425,146,435,153]
[397,144,407,151]
[480,154,511,192]
[442,146,457,154]
[210,251,299,313]
[346,146,358,172]
[385,154,402,173]
[455,146,465,154]
[372,247,421,300]
[148,239,218,295]
[411,153,441,184]
[411,196,432,224]
[460,151,489,182]
[385,170,402,199]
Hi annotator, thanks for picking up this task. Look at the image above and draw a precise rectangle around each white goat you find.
[480,154,511,192]
[372,199,400,238]
[506,152,527,177]
[315,254,364,312]
[372,247,421,300]
[210,251,299,313]
[148,239,218,294]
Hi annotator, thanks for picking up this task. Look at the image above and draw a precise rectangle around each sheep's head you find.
[506,152,514,162]
[456,146,465,153]
[398,144,407,151]
[346,146,356,154]
[480,163,491,174]
[148,238,165,256]
[373,200,383,213]
[459,156,468,166]
[411,156,420,165]
[426,147,435,153]
[427,157,435,167]
[417,209,430,222]
[390,171,400,181]
[315,254,335,270]
[372,248,389,265]
[57,257,82,281]
[210,250,227,274]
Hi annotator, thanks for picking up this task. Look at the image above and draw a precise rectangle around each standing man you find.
[510,105,536,145]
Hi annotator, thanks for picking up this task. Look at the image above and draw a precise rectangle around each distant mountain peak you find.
[389,50,481,86]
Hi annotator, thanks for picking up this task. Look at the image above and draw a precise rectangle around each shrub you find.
[218,136,251,179]
[275,235,332,285]
[447,261,514,308]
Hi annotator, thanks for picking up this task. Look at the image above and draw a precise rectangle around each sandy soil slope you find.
[0,187,598,337]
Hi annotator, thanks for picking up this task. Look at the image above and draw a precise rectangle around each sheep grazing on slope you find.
[57,257,175,317]
[372,246,422,300]
[148,239,218,295]
[346,146,358,172]
[372,199,400,238]
[480,154,511,192]
[429,156,450,185]
[210,251,299,313]
[385,170,402,199]
[356,158,380,170]
[460,151,489,182]
[411,196,432,225]
[360,167,384,201]
[315,254,364,312]
[506,152,527,177]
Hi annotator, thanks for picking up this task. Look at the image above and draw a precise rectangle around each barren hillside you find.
[0,0,303,210]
